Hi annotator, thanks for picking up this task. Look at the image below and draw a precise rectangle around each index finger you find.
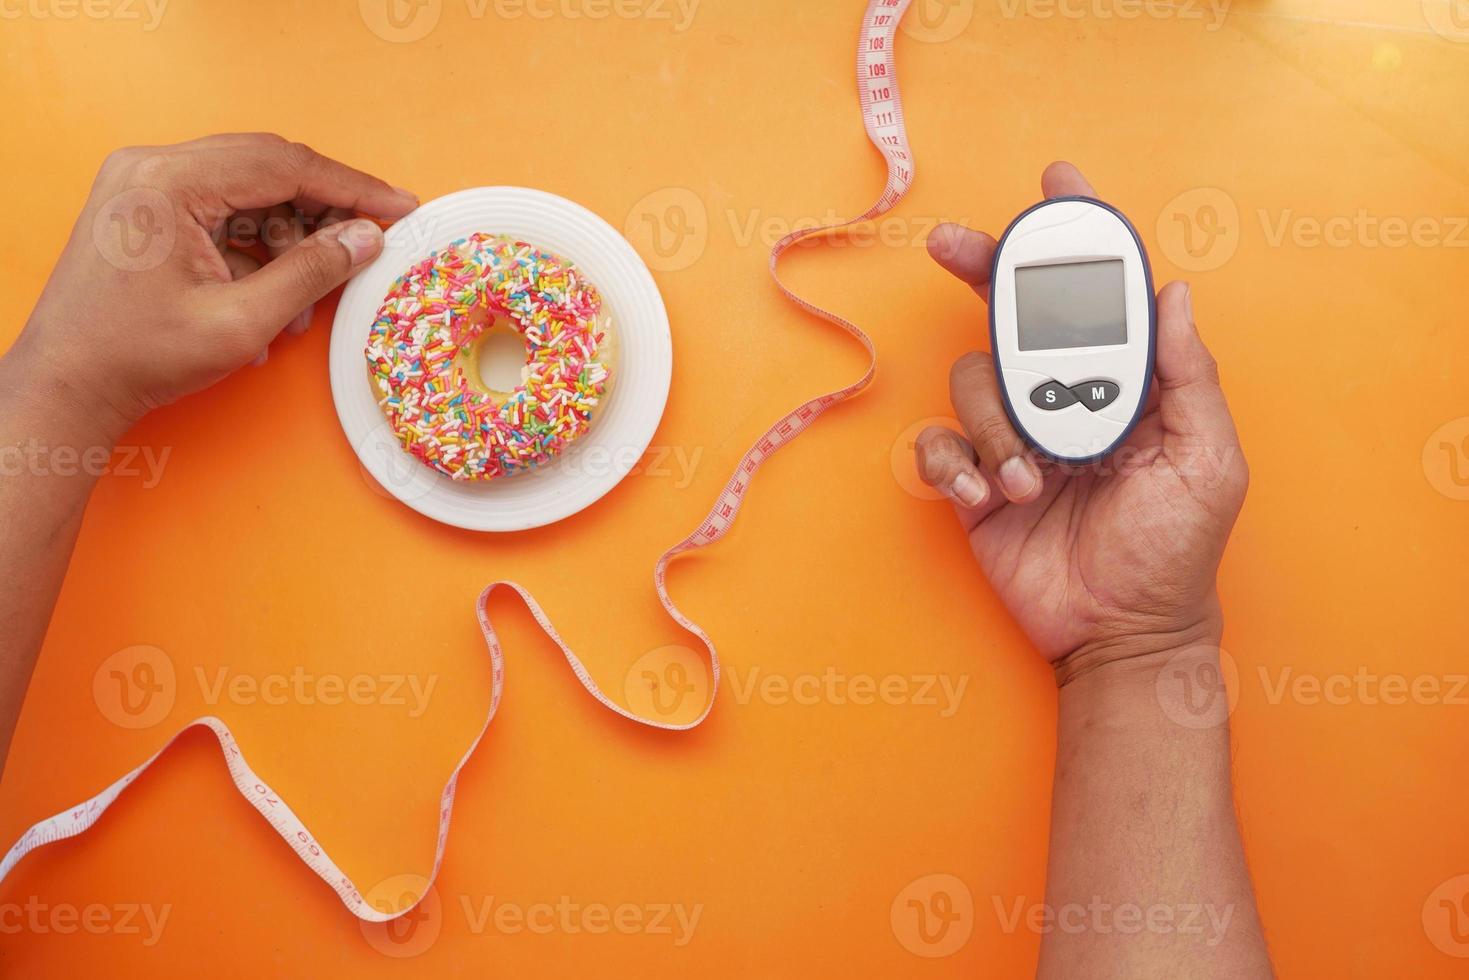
[186,138,419,219]
[927,161,1100,302]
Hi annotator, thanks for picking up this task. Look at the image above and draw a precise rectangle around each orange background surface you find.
[2,0,1468,976]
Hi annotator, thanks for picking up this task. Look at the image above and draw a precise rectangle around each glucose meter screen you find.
[1015,259,1127,351]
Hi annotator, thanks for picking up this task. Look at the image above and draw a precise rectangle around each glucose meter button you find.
[1071,381,1120,412]
[1030,381,1078,411]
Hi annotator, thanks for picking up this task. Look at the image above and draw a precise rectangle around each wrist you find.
[1053,628,1231,740]
[1053,605,1224,690]
[1,337,133,452]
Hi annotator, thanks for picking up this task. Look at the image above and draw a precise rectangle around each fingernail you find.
[251,350,268,368]
[950,470,988,509]
[1183,283,1194,322]
[288,303,315,335]
[336,219,384,265]
[999,456,1039,501]
[392,186,419,204]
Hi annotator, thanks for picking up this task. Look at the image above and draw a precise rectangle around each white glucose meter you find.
[989,196,1156,464]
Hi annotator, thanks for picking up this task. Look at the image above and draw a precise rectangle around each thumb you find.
[230,218,384,343]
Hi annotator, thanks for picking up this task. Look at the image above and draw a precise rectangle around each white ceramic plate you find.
[330,187,672,531]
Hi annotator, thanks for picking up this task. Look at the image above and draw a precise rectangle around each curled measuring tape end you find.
[0,0,917,920]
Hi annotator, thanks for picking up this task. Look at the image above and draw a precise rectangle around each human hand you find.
[8,132,418,442]
[915,162,1249,683]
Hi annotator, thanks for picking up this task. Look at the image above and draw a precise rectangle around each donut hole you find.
[475,320,532,393]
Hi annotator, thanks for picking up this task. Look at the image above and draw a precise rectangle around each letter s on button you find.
[1030,381,1078,411]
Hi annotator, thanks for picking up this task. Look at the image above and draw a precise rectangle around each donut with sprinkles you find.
[365,233,614,481]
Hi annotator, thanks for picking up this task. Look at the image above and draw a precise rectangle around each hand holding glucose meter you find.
[989,196,1156,464]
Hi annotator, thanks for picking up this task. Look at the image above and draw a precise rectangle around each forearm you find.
[1037,635,1273,979]
[0,341,125,775]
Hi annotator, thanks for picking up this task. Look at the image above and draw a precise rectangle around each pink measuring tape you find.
[0,0,917,922]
